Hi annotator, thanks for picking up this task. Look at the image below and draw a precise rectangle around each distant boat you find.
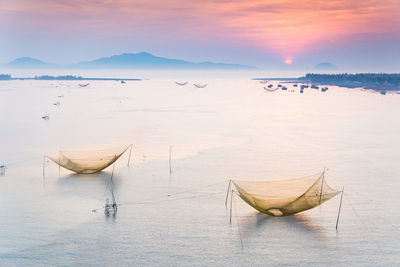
[300,89,304,94]
[175,81,188,86]
[267,84,273,88]
[264,86,279,92]
[311,85,319,89]
[53,101,60,106]
[321,87,328,92]
[0,164,6,176]
[293,84,298,87]
[42,114,50,120]
[282,86,287,90]
[58,95,64,98]
[121,80,126,84]
[380,90,387,95]
[277,84,282,88]
[259,80,268,84]
[194,83,207,88]
[79,83,90,87]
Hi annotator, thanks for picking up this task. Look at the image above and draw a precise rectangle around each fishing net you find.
[233,172,339,216]
[48,145,131,174]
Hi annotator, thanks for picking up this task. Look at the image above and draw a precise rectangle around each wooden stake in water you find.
[110,157,117,205]
[58,150,61,174]
[169,145,172,176]
[336,186,344,230]
[42,156,46,187]
[225,180,232,207]
[42,156,46,179]
[319,169,325,204]
[128,144,133,167]
[230,190,233,224]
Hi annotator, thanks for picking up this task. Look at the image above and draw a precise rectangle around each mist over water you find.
[0,70,399,266]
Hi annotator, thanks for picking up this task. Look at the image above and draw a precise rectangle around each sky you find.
[1,0,399,70]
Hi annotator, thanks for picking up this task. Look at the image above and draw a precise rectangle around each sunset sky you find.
[1,0,399,70]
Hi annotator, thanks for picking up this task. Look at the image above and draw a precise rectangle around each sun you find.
[285,59,292,65]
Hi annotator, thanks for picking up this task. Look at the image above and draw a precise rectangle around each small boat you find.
[300,89,304,94]
[321,87,328,92]
[79,83,90,87]
[42,114,50,120]
[0,164,6,176]
[293,84,298,87]
[53,101,60,106]
[194,83,207,88]
[175,81,188,86]
[380,90,387,95]
[267,84,273,88]
[277,84,282,88]
[58,95,64,98]
[282,86,287,90]
[311,85,319,89]
[121,80,126,84]
[264,87,279,92]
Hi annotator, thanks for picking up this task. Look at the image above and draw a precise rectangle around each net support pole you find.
[319,169,325,204]
[225,180,232,208]
[110,156,117,205]
[42,156,46,187]
[229,189,233,225]
[336,186,344,230]
[42,156,46,178]
[128,144,133,167]
[169,145,172,177]
[58,150,61,174]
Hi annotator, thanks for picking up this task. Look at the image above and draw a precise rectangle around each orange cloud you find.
[204,0,400,59]
[1,0,399,60]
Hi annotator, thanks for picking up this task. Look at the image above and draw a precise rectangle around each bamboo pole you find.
[42,156,46,179]
[110,157,117,205]
[319,169,325,204]
[230,189,233,224]
[225,180,232,207]
[128,144,133,167]
[169,145,172,176]
[42,156,46,187]
[336,186,344,230]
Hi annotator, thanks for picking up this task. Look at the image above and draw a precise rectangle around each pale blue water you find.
[0,70,399,266]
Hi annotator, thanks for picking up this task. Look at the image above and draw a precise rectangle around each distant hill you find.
[70,52,255,69]
[313,62,338,71]
[4,57,57,68]
[2,52,255,70]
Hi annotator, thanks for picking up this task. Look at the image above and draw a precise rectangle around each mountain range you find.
[2,52,255,70]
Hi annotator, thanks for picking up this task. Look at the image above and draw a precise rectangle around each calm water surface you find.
[0,70,399,266]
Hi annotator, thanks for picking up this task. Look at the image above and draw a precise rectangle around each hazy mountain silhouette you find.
[3,53,254,69]
[313,62,338,71]
[4,57,58,68]
[70,52,255,69]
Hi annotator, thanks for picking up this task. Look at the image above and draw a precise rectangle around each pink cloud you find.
[1,0,399,62]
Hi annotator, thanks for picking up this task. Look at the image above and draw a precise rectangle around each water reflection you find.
[55,171,120,216]
[240,211,325,239]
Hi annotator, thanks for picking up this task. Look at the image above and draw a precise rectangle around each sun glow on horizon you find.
[285,59,292,65]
